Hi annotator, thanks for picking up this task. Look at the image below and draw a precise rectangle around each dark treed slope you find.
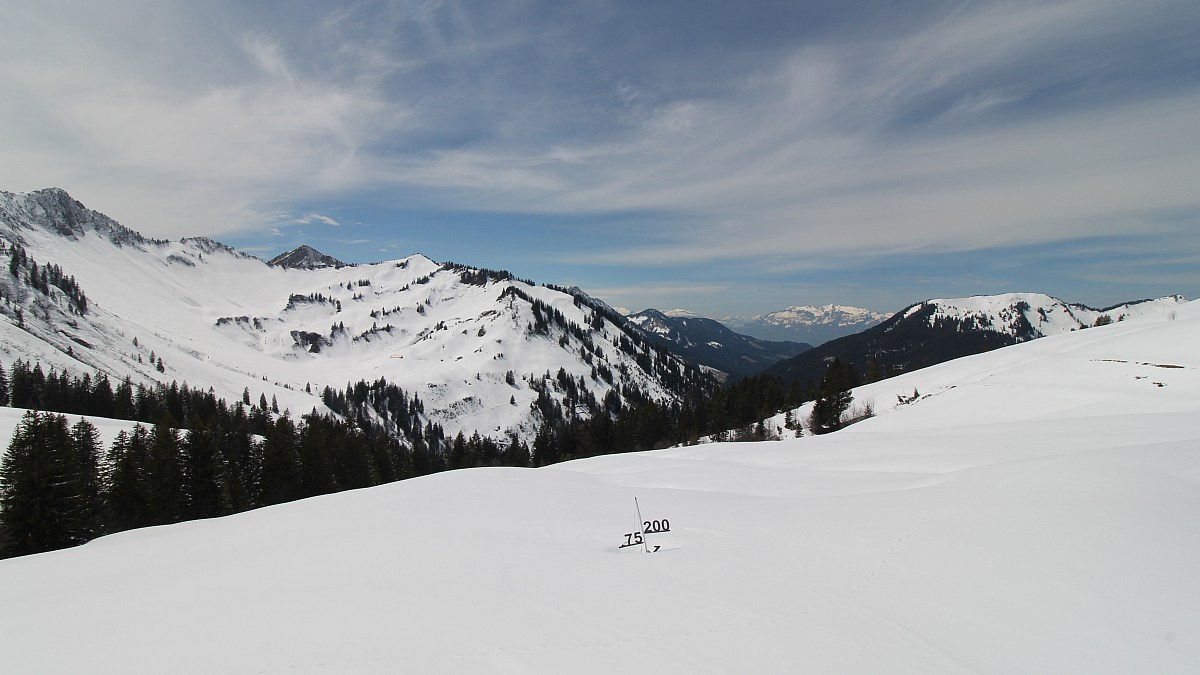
[764,304,1013,387]
[627,309,811,381]
[763,293,1189,387]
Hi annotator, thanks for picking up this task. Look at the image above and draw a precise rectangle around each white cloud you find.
[0,0,1195,276]
[373,0,1200,266]
[296,214,341,227]
[0,2,406,237]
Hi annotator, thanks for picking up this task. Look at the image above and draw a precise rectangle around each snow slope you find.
[1,304,1196,673]
[902,292,1188,339]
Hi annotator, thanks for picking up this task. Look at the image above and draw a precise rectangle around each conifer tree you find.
[330,420,376,490]
[145,420,186,524]
[91,375,115,418]
[532,421,560,467]
[294,414,341,495]
[8,361,38,408]
[367,429,402,483]
[810,358,857,434]
[0,412,95,556]
[504,435,529,468]
[69,418,104,534]
[182,422,232,519]
[449,432,469,470]
[219,405,258,511]
[114,377,135,420]
[259,414,302,506]
[105,425,153,532]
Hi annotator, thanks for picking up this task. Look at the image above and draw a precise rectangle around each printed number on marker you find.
[643,519,670,534]
[618,519,671,549]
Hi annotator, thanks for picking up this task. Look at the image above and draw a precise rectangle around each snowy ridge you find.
[627,310,679,338]
[771,298,1199,436]
[764,291,1188,388]
[902,292,1189,340]
[726,303,889,344]
[755,303,888,327]
[662,308,704,319]
[2,300,1196,673]
[0,188,708,445]
[0,187,152,247]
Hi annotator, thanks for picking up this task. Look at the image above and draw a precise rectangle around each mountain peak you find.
[0,187,153,247]
[268,244,348,270]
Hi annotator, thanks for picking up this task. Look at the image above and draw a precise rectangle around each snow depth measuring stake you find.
[618,497,670,552]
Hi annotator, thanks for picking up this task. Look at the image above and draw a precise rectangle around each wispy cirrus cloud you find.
[384,0,1200,267]
[0,2,407,234]
[0,0,1196,314]
[296,214,341,227]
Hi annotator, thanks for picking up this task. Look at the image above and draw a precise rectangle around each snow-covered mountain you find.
[627,308,810,381]
[725,304,889,345]
[3,297,1195,674]
[267,244,348,270]
[766,292,1188,386]
[0,188,711,445]
[907,292,1186,337]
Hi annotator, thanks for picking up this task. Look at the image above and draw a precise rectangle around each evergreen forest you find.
[0,355,858,558]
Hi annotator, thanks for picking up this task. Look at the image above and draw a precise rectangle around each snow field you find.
[1,300,1197,673]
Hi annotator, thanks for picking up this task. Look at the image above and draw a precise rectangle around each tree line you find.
[523,357,860,464]
[0,352,859,559]
[0,359,455,558]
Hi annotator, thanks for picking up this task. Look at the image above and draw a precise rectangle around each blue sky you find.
[1,1,1197,317]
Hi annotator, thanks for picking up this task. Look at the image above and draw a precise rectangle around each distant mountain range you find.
[3,187,1186,442]
[764,292,1188,387]
[723,304,890,345]
[626,309,810,381]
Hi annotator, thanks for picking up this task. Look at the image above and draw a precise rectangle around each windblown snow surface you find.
[1,302,1198,674]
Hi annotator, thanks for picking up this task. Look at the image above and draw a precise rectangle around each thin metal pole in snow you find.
[634,497,650,553]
